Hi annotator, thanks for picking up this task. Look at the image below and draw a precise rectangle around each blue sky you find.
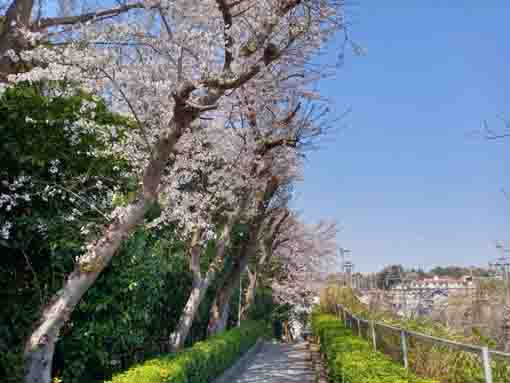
[294,2,510,272]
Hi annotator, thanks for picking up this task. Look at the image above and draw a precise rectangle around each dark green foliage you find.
[311,313,437,383]
[376,265,404,290]
[246,286,278,322]
[54,229,197,383]
[105,321,267,383]
[428,266,492,278]
[0,83,134,383]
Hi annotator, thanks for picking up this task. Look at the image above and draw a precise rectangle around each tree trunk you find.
[208,282,235,335]
[241,267,257,320]
[23,113,187,383]
[23,199,148,383]
[168,217,237,350]
[207,177,279,335]
[168,278,210,350]
[208,266,241,335]
[208,236,255,335]
[168,230,205,351]
[0,0,35,80]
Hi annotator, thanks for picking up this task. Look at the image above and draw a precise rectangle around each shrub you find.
[0,83,134,383]
[311,313,437,383]
[105,321,267,383]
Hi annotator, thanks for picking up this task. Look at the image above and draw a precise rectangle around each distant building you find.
[392,275,475,291]
[386,275,475,318]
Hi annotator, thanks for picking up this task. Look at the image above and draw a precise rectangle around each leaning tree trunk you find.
[24,198,149,383]
[168,218,237,351]
[168,278,210,350]
[23,111,188,383]
[208,236,256,335]
[240,267,257,320]
[208,177,279,335]
[168,230,204,350]
[208,279,237,335]
[208,263,245,335]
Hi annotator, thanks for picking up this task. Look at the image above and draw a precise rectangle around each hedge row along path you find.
[230,341,315,382]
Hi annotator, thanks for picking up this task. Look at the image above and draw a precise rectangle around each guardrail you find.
[334,304,510,383]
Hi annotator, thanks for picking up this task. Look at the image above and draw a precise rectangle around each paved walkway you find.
[230,341,315,383]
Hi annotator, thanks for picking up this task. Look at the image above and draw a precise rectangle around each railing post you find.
[370,321,377,351]
[400,330,409,369]
[481,347,493,383]
[357,318,361,337]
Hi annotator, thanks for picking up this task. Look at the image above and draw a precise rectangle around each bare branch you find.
[216,0,234,71]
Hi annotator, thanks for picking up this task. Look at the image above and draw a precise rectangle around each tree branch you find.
[216,0,234,72]
[34,2,150,29]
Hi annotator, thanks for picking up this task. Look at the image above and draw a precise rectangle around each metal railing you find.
[335,304,510,383]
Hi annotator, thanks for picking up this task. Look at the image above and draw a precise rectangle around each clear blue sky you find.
[294,2,510,272]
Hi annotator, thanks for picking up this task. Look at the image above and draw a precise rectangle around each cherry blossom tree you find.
[207,197,338,335]
[206,99,336,334]
[270,216,338,306]
[168,96,315,348]
[0,1,346,381]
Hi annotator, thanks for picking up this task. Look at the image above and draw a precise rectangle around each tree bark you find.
[241,210,289,319]
[241,267,257,320]
[208,251,250,335]
[168,229,205,351]
[168,216,238,350]
[168,278,209,351]
[208,227,258,335]
[207,177,280,335]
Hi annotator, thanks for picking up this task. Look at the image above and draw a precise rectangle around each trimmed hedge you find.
[311,313,437,383]
[105,321,266,383]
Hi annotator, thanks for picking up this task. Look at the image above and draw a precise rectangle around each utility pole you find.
[491,242,510,352]
[492,242,510,293]
[401,272,408,318]
[339,247,352,287]
[238,271,242,327]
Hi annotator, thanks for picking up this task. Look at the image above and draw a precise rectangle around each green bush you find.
[311,313,437,383]
[105,321,267,383]
[0,83,135,383]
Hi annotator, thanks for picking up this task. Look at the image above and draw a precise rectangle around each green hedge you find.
[105,321,266,383]
[311,313,437,383]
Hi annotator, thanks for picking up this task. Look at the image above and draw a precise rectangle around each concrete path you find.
[230,341,315,383]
